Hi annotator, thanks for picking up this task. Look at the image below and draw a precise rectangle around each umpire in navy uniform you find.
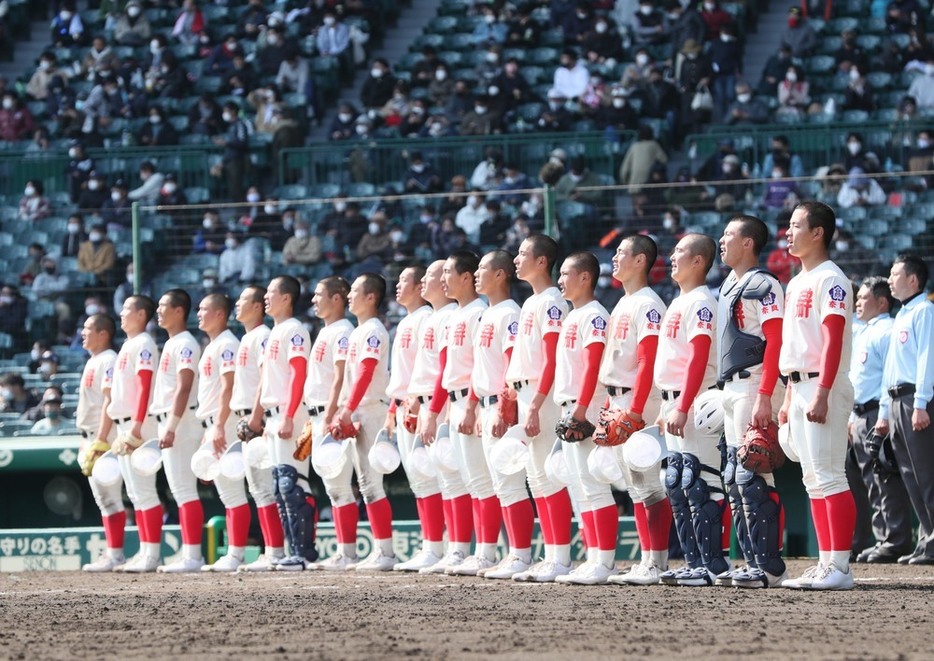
[848,277,912,563]
[876,254,934,565]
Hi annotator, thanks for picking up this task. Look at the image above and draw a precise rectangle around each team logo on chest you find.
[399,328,413,349]
[733,300,746,329]
[267,340,280,360]
[479,323,495,348]
[899,330,909,344]
[665,312,682,338]
[564,323,578,348]
[202,358,213,377]
[423,327,435,350]
[614,314,631,340]
[452,322,467,347]
[522,313,534,335]
[237,346,249,367]
[313,340,327,362]
[795,289,814,318]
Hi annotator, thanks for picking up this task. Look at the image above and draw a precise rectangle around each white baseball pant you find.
[200,418,248,509]
[82,428,124,516]
[723,376,785,487]
[609,391,666,506]
[115,417,160,511]
[449,397,496,501]
[479,403,528,507]
[560,399,615,511]
[395,405,441,499]
[661,397,723,493]
[159,414,202,506]
[310,411,355,507]
[516,382,563,499]
[419,400,469,499]
[265,406,311,475]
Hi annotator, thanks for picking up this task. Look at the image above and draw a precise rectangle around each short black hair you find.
[272,275,301,310]
[525,234,559,272]
[163,288,192,319]
[795,200,836,250]
[684,233,717,274]
[358,272,387,308]
[127,295,156,322]
[861,276,896,311]
[203,292,231,318]
[624,234,658,276]
[244,285,265,306]
[88,313,116,340]
[730,214,769,256]
[319,275,350,304]
[894,253,930,292]
[565,251,600,292]
[484,249,516,280]
[448,249,480,276]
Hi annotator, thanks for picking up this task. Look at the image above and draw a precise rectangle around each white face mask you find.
[411,163,425,173]
[2,98,12,110]
[467,195,478,207]
[595,22,607,33]
[737,93,751,103]
[111,191,124,202]
[292,228,308,240]
[222,112,233,122]
[67,223,80,234]
[203,278,216,289]
[636,54,649,66]
[721,34,733,42]
[786,71,797,83]
[338,112,352,122]
[640,5,653,14]
[89,231,103,242]
[127,6,141,17]
[835,241,849,252]
[390,230,403,243]
[86,304,101,316]
[919,138,930,149]
[703,2,715,10]
[486,52,498,64]
[368,222,380,235]
[355,124,368,135]
[926,63,934,76]
[30,349,41,361]
[149,115,161,124]
[324,16,336,26]
[488,85,500,96]
[612,98,626,108]
[847,142,860,155]
[264,204,277,214]
[163,183,177,194]
[772,170,783,178]
[39,61,51,70]
[371,67,383,78]
[474,105,487,115]
[68,147,79,158]
[225,238,238,250]
[335,201,347,212]
[777,239,788,249]
[150,40,161,53]
[849,68,860,82]
[247,193,260,203]
[24,186,35,197]
[203,217,214,229]
[663,217,675,230]
[435,69,447,81]
[485,13,496,23]
[88,179,100,190]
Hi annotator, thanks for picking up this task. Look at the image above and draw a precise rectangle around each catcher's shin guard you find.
[276,464,315,560]
[737,467,786,577]
[665,452,699,568]
[683,453,729,575]
[723,447,756,566]
[272,466,292,550]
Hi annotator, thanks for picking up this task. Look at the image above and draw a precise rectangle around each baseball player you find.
[472,250,533,580]
[599,235,672,587]
[551,252,615,585]
[152,289,205,573]
[232,285,286,572]
[78,314,122,572]
[304,277,357,571]
[876,253,934,565]
[106,295,161,573]
[506,235,573,583]
[849,277,912,564]
[655,233,728,587]
[386,266,446,572]
[779,201,856,590]
[328,273,396,572]
[438,250,499,576]
[716,215,788,589]
[245,276,314,570]
[195,293,252,572]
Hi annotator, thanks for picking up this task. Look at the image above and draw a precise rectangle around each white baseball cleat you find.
[676,566,717,587]
[608,561,662,586]
[236,553,282,573]
[808,563,855,591]
[354,549,397,572]
[317,553,359,572]
[555,561,615,585]
[658,566,694,585]
[274,556,310,572]
[82,553,126,573]
[446,555,496,576]
[714,565,752,587]
[732,567,789,589]
[121,554,161,573]
[523,559,572,583]
[483,555,532,580]
[393,549,442,572]
[782,564,824,589]
[157,557,205,573]
[201,554,243,573]
[419,550,465,574]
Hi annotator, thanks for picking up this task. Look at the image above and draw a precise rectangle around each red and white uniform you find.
[152,331,201,507]
[80,349,121,516]
[260,317,311,469]
[779,261,854,498]
[232,324,273,506]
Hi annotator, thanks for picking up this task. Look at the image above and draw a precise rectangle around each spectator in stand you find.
[886,0,924,34]
[678,39,713,137]
[18,180,51,222]
[594,86,638,133]
[25,127,52,156]
[150,51,189,99]
[77,171,108,213]
[30,395,66,435]
[65,142,94,204]
[248,85,284,134]
[725,82,769,125]
[761,161,799,210]
[843,132,871,171]
[0,91,35,142]
[114,0,151,47]
[50,1,85,48]
[562,3,595,47]
[775,64,810,120]
[475,45,503,85]
[238,0,269,40]
[906,128,934,187]
[172,0,206,46]
[81,36,120,80]
[710,153,749,200]
[583,15,623,66]
[33,256,71,337]
[420,112,455,138]
[356,211,393,265]
[400,99,429,136]
[830,229,882,280]
[403,151,442,194]
[506,4,540,48]
[621,48,656,94]
[874,36,905,74]
[127,161,165,206]
[194,209,227,254]
[360,58,396,110]
[188,93,224,136]
[428,63,454,106]
[556,154,605,204]
[709,24,742,120]
[212,101,252,202]
[632,0,667,46]
[100,179,132,229]
[641,66,679,133]
[82,72,129,130]
[537,89,574,131]
[470,149,504,191]
[765,226,799,284]
[379,80,411,128]
[156,173,187,209]
[665,166,711,214]
[257,24,291,78]
[761,134,805,179]
[699,0,733,41]
[77,224,117,286]
[491,58,532,110]
[444,78,474,122]
[61,214,87,258]
[757,44,793,96]
[139,106,179,146]
[843,68,875,113]
[218,231,256,283]
[493,163,532,207]
[275,47,309,96]
[455,192,491,244]
[0,373,38,414]
[780,6,817,58]
[837,167,887,208]
[26,52,68,101]
[282,217,322,266]
[112,263,152,318]
[903,27,933,67]
[206,34,241,77]
[439,176,469,217]
[433,216,471,257]
[907,58,934,109]
[552,49,590,101]
[834,29,868,75]
[472,4,508,45]
[459,95,501,135]
[20,244,46,287]
[329,102,358,141]
[667,0,705,57]
[411,46,440,88]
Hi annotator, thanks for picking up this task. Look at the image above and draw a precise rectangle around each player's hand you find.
[278,416,294,440]
[160,429,176,449]
[912,408,931,432]
[211,425,227,458]
[491,411,507,439]
[806,387,830,425]
[385,410,396,436]
[751,393,773,429]
[524,405,541,438]
[405,396,421,415]
[459,403,477,436]
[874,417,889,437]
[248,412,264,436]
[131,421,143,442]
[422,412,438,445]
[666,409,688,438]
[778,400,790,426]
[847,422,854,444]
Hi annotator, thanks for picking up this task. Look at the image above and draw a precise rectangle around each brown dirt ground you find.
[0,559,931,660]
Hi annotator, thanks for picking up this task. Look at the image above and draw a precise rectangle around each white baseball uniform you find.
[79,349,121,516]
[232,323,273,506]
[106,333,160,511]
[259,317,311,471]
[779,260,854,498]
[151,331,201,507]
[504,286,568,498]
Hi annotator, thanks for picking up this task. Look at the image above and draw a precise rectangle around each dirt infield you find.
[0,559,931,660]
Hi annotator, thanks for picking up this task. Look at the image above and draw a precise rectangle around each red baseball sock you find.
[504,499,534,549]
[333,503,359,544]
[472,498,482,541]
[533,497,553,545]
[258,504,284,548]
[179,500,204,546]
[593,505,619,551]
[450,494,473,543]
[580,510,596,550]
[632,502,649,551]
[416,494,445,542]
[544,489,572,545]
[442,498,454,539]
[771,492,785,552]
[226,504,251,549]
[646,499,673,551]
[478,495,502,544]
[721,499,731,553]
[825,490,856,552]
[103,511,126,549]
[365,497,393,540]
[809,498,830,552]
[138,505,163,544]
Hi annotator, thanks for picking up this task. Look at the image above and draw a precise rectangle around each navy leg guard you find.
[737,467,786,577]
[724,446,756,566]
[303,495,319,563]
[666,452,699,568]
[683,453,729,575]
[277,464,311,560]
[272,465,294,551]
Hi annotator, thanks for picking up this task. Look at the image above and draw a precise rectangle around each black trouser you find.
[891,394,934,556]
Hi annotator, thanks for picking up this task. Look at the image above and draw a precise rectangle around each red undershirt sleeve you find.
[134,369,152,423]
[818,315,845,390]
[536,333,558,396]
[631,335,659,415]
[677,335,712,414]
[347,357,377,411]
[388,399,398,414]
[429,347,448,414]
[759,318,783,396]
[576,342,604,408]
[286,356,306,417]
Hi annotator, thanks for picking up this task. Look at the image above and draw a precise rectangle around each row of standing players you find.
[73,199,934,589]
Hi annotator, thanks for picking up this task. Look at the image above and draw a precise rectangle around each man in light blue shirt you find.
[876,254,934,565]
[848,277,912,563]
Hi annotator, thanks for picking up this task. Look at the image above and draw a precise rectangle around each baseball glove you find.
[111,432,143,456]
[737,422,785,473]
[293,420,314,461]
[329,419,359,441]
[402,399,419,434]
[498,388,518,427]
[236,417,263,442]
[555,413,596,442]
[79,439,111,477]
[594,408,646,447]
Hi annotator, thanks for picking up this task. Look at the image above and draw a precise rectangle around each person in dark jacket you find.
[138,105,179,146]
[360,58,396,110]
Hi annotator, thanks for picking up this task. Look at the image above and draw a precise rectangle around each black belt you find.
[233,408,252,417]
[607,386,631,397]
[888,384,916,399]
[720,370,752,386]
[661,390,680,401]
[478,394,498,408]
[789,371,820,384]
[417,395,430,405]
[201,415,215,429]
[393,398,403,407]
[80,430,89,439]
[156,405,196,423]
[114,416,131,425]
[560,399,577,408]
[448,388,469,403]
[511,380,530,391]
[853,399,879,416]
[308,405,325,417]
[264,407,279,417]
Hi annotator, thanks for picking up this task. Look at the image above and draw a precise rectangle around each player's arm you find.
[130,365,154,442]
[807,315,846,425]
[572,336,605,423]
[326,359,346,424]
[911,305,933,431]
[629,334,659,421]
[526,331,559,438]
[337,357,377,427]
[211,371,234,455]
[422,346,448,443]
[160,367,194,449]
[668,334,712,437]
[96,387,114,442]
[752,317,783,428]
[279,355,307,439]
[249,367,265,432]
